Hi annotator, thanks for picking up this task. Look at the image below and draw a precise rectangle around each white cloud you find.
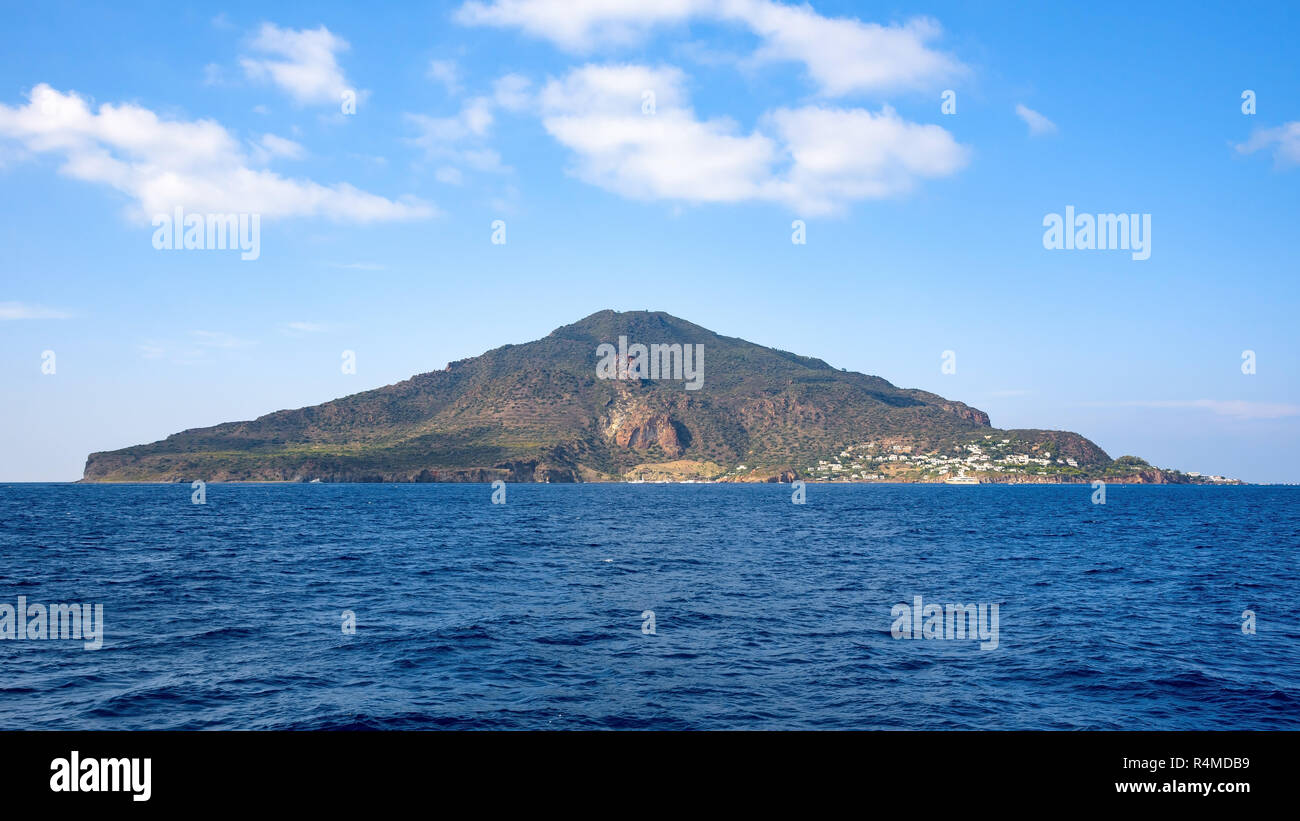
[240,23,353,106]
[739,4,960,96]
[408,98,493,142]
[427,59,462,95]
[252,133,305,163]
[538,64,968,214]
[203,63,227,87]
[763,105,971,211]
[0,84,434,222]
[456,0,963,96]
[0,301,72,320]
[138,332,254,364]
[1236,121,1300,167]
[283,321,332,334]
[1100,400,1300,420]
[407,96,509,174]
[1015,103,1057,136]
[463,97,495,136]
[489,182,522,214]
[192,330,256,349]
[406,72,533,182]
[435,165,464,184]
[456,0,703,51]
[541,65,774,203]
[492,73,533,111]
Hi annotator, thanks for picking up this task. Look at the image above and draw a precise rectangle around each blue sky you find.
[2,0,1298,482]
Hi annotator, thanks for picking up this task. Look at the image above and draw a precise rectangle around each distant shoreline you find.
[44,478,1263,486]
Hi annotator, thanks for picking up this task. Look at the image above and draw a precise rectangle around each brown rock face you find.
[938,402,991,426]
[602,392,687,457]
[612,411,684,456]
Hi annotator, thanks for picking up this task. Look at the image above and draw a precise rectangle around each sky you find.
[1,0,1298,483]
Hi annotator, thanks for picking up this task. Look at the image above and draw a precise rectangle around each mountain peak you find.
[553,309,715,342]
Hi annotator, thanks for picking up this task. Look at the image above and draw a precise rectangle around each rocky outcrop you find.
[602,394,687,457]
[937,402,991,426]
[613,412,684,455]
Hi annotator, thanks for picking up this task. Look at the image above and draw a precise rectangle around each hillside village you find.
[802,437,1234,483]
[712,434,1237,484]
[811,437,1079,481]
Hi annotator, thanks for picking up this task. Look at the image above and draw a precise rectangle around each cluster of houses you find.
[805,437,1082,481]
[708,437,1235,483]
[1186,471,1232,483]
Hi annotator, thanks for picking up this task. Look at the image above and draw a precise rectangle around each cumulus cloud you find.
[456,0,963,96]
[1236,121,1300,167]
[240,23,354,106]
[763,105,972,211]
[542,65,776,203]
[739,3,961,96]
[1014,103,1057,136]
[0,84,433,222]
[538,64,969,214]
[406,96,508,174]
[407,74,535,179]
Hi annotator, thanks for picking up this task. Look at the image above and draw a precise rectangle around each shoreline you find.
[54,477,1258,486]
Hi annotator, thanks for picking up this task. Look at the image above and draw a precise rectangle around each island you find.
[82,310,1238,485]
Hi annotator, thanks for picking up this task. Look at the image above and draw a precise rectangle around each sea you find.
[1,483,1296,730]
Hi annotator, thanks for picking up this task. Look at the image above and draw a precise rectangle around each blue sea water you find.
[0,483,1297,730]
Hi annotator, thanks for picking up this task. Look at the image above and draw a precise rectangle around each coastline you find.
[69,475,1250,486]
